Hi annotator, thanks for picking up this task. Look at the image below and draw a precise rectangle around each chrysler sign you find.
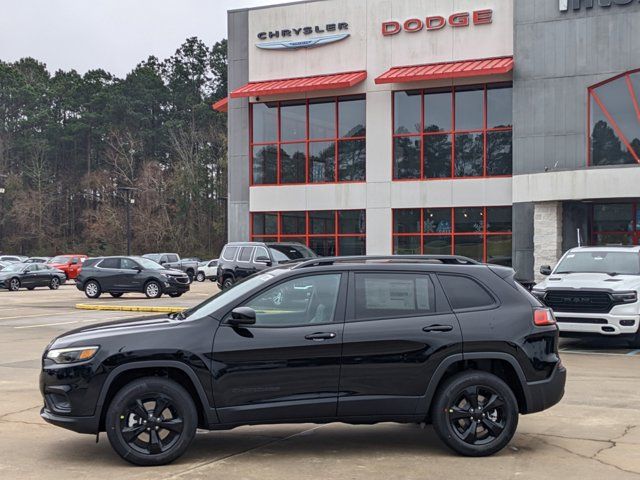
[560,0,639,11]
[256,22,349,50]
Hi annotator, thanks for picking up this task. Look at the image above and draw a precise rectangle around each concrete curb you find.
[75,304,187,313]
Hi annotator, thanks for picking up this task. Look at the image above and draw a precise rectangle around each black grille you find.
[555,317,608,325]
[543,290,613,313]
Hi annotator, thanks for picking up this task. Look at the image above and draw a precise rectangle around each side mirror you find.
[160,260,166,265]
[228,307,257,326]
[255,256,272,266]
[71,259,78,265]
[539,265,552,276]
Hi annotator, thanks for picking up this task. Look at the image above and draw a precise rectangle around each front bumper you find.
[161,279,190,294]
[556,312,640,336]
[40,407,99,435]
[522,363,566,414]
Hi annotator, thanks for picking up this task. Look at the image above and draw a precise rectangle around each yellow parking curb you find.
[75,304,187,313]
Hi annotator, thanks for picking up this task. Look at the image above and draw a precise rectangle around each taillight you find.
[534,308,556,326]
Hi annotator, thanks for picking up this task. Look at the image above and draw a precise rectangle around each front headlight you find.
[612,292,638,304]
[531,289,546,299]
[46,346,99,364]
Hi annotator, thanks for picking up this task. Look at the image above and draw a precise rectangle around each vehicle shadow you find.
[559,336,638,354]
[41,423,453,469]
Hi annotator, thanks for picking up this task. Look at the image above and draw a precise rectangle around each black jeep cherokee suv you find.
[41,256,565,466]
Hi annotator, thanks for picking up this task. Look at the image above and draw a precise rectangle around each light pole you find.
[117,187,137,256]
[0,174,6,252]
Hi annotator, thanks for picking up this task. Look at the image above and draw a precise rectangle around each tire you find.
[145,280,162,299]
[105,377,197,466]
[222,277,234,290]
[168,292,183,298]
[27,287,35,291]
[196,272,205,282]
[110,292,124,298]
[84,280,101,299]
[186,270,195,282]
[8,278,20,292]
[49,277,60,290]
[431,371,519,457]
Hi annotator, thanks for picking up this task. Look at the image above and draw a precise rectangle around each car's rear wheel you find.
[196,272,205,282]
[145,280,162,299]
[27,286,35,291]
[222,277,234,290]
[84,280,101,299]
[105,377,197,466]
[49,277,60,290]
[432,371,518,457]
[168,292,183,298]
[8,278,20,292]
[110,292,124,298]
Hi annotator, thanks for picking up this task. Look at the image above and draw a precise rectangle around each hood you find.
[159,268,188,276]
[535,272,640,292]
[49,314,176,348]
[0,270,21,279]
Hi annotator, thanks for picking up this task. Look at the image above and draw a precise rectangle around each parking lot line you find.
[13,313,152,329]
[0,311,72,321]
[14,320,81,329]
[559,348,635,357]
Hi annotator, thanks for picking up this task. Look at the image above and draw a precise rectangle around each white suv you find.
[533,246,640,347]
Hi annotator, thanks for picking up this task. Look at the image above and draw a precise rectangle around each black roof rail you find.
[290,255,480,269]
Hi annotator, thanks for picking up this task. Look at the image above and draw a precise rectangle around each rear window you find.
[221,246,239,261]
[439,274,495,310]
[354,273,436,320]
[238,247,254,262]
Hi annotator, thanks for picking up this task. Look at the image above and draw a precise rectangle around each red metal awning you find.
[375,56,514,85]
[212,97,228,112]
[230,71,367,98]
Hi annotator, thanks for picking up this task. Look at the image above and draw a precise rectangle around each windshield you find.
[3,263,26,273]
[135,257,163,269]
[143,254,161,262]
[49,256,70,264]
[555,251,640,275]
[268,245,316,262]
[182,269,289,321]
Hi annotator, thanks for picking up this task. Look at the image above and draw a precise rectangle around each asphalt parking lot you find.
[0,282,639,479]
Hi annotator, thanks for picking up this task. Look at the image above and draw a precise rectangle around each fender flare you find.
[416,352,531,415]
[95,360,218,425]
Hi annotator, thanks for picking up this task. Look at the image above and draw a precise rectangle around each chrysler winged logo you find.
[256,33,350,50]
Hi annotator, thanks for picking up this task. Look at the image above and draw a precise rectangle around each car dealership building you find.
[221,0,640,282]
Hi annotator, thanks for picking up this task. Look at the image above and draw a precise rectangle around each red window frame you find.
[249,95,366,186]
[391,83,513,181]
[250,210,367,256]
[391,206,513,263]
[587,68,640,166]
[589,202,640,245]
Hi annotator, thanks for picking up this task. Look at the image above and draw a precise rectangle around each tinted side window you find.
[439,274,495,310]
[167,254,179,263]
[99,258,121,269]
[238,247,254,262]
[254,246,269,262]
[221,246,238,261]
[121,258,139,270]
[354,273,435,320]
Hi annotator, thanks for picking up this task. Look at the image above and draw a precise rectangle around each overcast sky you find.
[0,0,290,78]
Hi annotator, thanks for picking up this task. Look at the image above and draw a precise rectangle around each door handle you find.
[422,324,454,333]
[305,332,336,341]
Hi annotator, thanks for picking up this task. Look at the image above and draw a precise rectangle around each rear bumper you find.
[40,407,99,435]
[522,363,566,414]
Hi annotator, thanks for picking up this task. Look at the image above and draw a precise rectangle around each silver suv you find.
[533,246,640,347]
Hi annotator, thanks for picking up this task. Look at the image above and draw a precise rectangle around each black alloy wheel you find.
[222,277,234,290]
[105,378,197,466]
[432,371,518,457]
[49,277,60,290]
[8,278,20,292]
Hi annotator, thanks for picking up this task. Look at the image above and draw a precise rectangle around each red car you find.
[47,254,88,280]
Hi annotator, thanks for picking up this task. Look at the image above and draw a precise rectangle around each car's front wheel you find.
[84,280,101,299]
[222,277,234,290]
[145,280,162,299]
[105,377,197,466]
[432,371,518,457]
[49,277,60,290]
[196,272,205,282]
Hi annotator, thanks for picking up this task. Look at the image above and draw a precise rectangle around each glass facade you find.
[393,84,512,180]
[589,70,640,166]
[590,202,640,245]
[393,206,513,265]
[251,210,366,256]
[251,96,366,185]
